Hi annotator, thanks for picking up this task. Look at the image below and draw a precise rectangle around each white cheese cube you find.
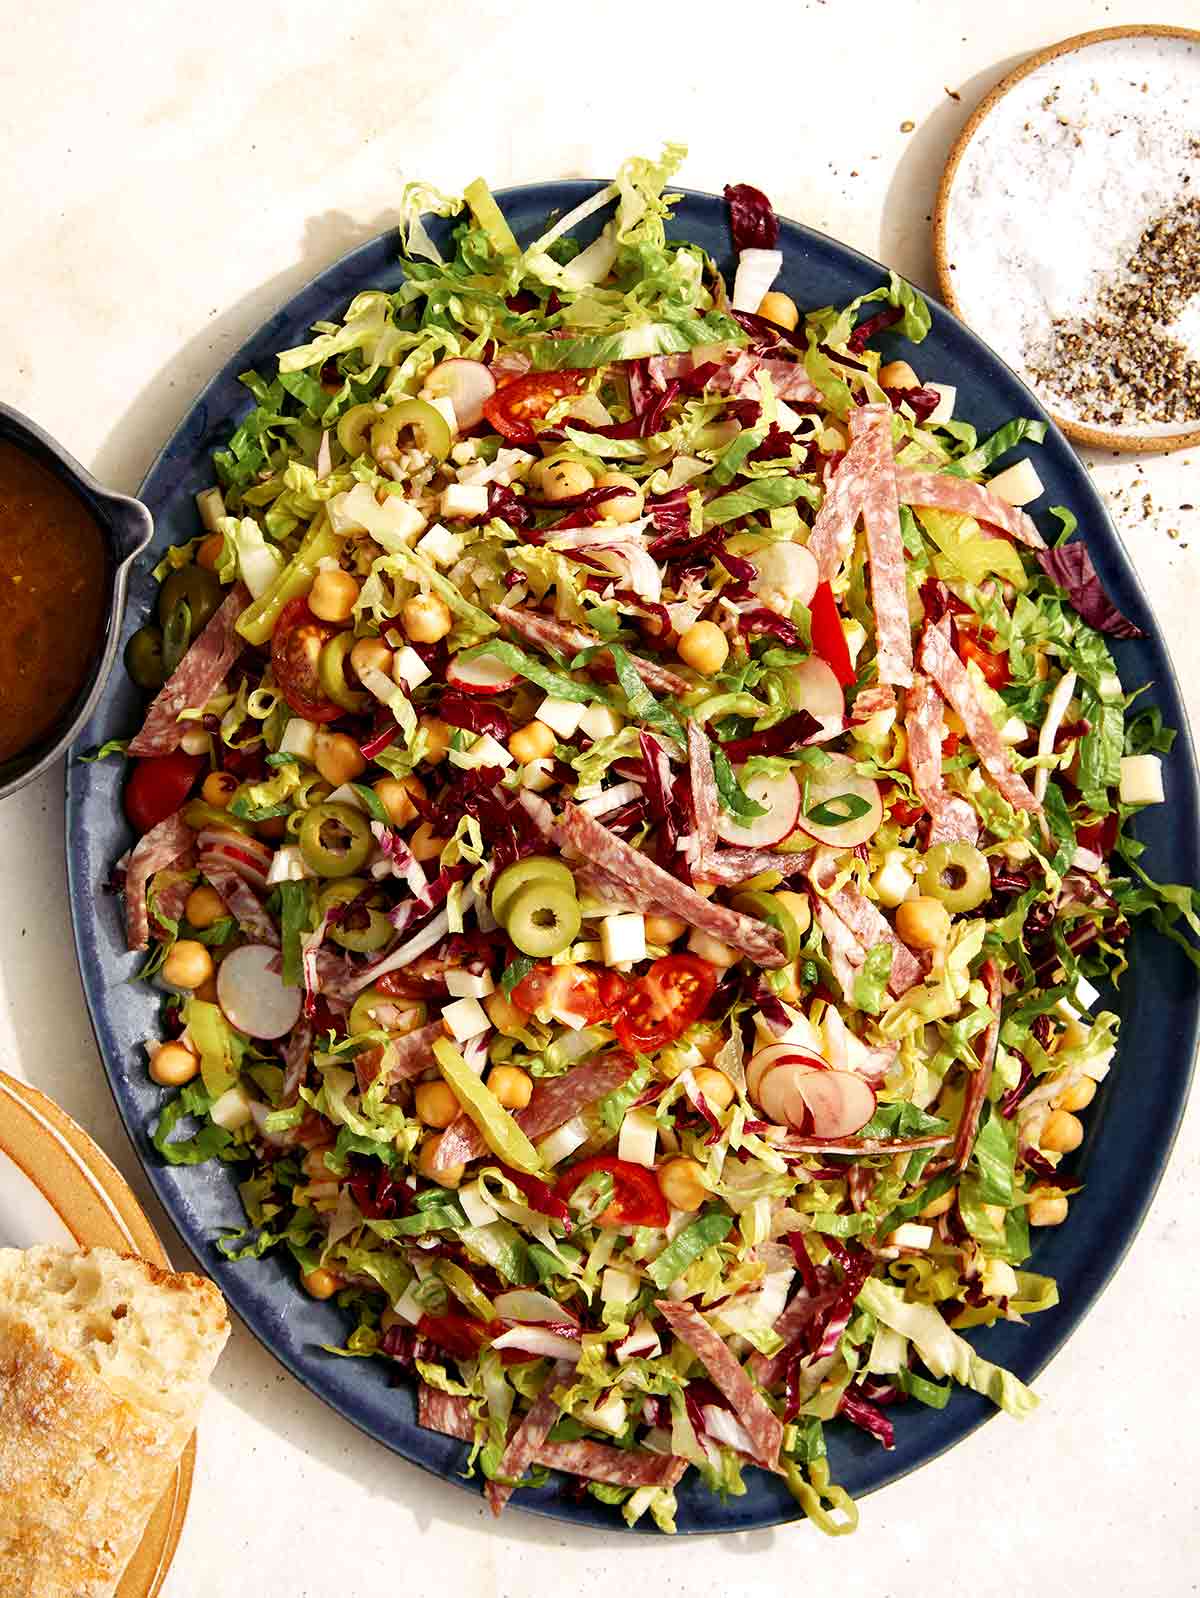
[998,716,1029,745]
[209,1085,253,1131]
[537,1114,590,1167]
[439,482,489,519]
[445,969,496,999]
[450,440,478,465]
[278,717,317,763]
[415,522,464,568]
[925,383,956,426]
[519,758,555,793]
[537,695,586,739]
[468,733,513,769]
[440,996,490,1042]
[871,859,915,909]
[981,1258,1019,1299]
[393,646,432,691]
[328,482,427,548]
[885,1222,933,1251]
[601,1265,640,1304]
[987,459,1045,507]
[602,912,646,967]
[617,1107,658,1168]
[1120,754,1164,806]
[425,394,459,435]
[579,703,624,741]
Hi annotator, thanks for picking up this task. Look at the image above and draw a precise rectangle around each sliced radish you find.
[715,767,800,848]
[445,651,521,694]
[793,1070,877,1138]
[758,1061,821,1125]
[746,1042,827,1102]
[786,657,845,722]
[216,943,302,1040]
[794,752,883,848]
[752,542,818,613]
[424,358,496,429]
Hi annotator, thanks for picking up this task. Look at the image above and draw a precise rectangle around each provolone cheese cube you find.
[537,695,586,739]
[602,913,646,966]
[1119,754,1164,806]
[439,482,489,519]
[440,996,490,1042]
[987,459,1045,507]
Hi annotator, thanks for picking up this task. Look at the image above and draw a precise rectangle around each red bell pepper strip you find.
[809,581,856,687]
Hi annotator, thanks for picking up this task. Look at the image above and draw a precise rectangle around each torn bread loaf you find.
[0,1245,228,1598]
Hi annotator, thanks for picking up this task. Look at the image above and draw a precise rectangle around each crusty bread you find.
[0,1245,228,1598]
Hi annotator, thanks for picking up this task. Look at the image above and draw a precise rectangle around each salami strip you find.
[903,674,981,846]
[806,434,871,582]
[812,896,865,1004]
[824,884,922,995]
[952,958,1002,1168]
[535,1441,687,1488]
[486,1360,573,1516]
[435,1053,639,1171]
[149,869,194,932]
[279,1019,313,1105]
[201,863,280,947]
[686,719,718,862]
[128,584,248,756]
[895,469,1045,550]
[654,1300,783,1471]
[494,604,687,697]
[918,623,1041,813]
[123,811,195,951]
[848,405,912,687]
[418,1384,476,1441]
[749,1287,841,1387]
[850,683,896,724]
[695,845,813,887]
[376,1021,447,1093]
[766,1131,950,1155]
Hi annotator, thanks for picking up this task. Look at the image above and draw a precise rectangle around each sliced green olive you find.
[180,800,253,834]
[370,398,452,465]
[504,878,581,959]
[299,801,373,878]
[124,625,167,690]
[317,632,369,713]
[491,856,576,925]
[159,565,222,633]
[731,889,803,963]
[920,841,991,913]
[316,878,392,952]
[336,402,383,458]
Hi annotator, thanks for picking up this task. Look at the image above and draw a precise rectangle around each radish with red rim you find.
[423,359,497,430]
[715,767,800,848]
[216,943,303,1039]
[795,752,882,847]
[445,652,521,694]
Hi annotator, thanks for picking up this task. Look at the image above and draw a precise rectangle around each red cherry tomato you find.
[809,580,856,688]
[613,954,718,1055]
[482,370,588,444]
[554,1155,669,1229]
[956,630,1010,689]
[123,751,204,834]
[270,597,342,722]
[510,963,629,1026]
[887,792,924,827]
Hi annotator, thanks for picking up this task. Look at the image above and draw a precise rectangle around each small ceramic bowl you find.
[0,404,152,801]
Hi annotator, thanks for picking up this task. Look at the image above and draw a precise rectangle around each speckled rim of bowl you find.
[932,23,1200,455]
[0,404,153,800]
[0,1071,195,1597]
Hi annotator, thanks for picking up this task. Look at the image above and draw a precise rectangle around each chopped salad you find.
[104,147,1200,1532]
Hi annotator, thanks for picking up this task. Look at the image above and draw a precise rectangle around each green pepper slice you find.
[317,877,393,952]
[504,877,581,958]
[181,800,253,834]
[299,801,373,878]
[317,631,369,713]
[491,856,575,925]
[159,565,222,633]
[124,625,167,690]
[919,842,991,913]
[348,987,427,1036]
[731,889,803,962]
[371,398,452,465]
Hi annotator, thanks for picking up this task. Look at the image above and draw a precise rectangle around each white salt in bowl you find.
[933,24,1200,454]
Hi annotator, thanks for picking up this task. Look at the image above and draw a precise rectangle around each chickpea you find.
[692,1066,735,1111]
[757,291,799,332]
[484,989,528,1037]
[201,770,238,809]
[687,928,739,968]
[417,1133,464,1188]
[919,1186,957,1220]
[1054,1076,1096,1113]
[508,720,556,765]
[308,568,361,623]
[530,458,594,501]
[196,532,224,571]
[401,593,452,644]
[373,774,425,827]
[414,1080,460,1128]
[487,1064,534,1110]
[410,821,447,863]
[895,895,952,950]
[658,1157,707,1212]
[184,884,227,930]
[350,636,393,681]
[1040,1109,1083,1154]
[418,715,452,766]
[149,1041,200,1087]
[1028,1190,1069,1227]
[645,914,687,945]
[301,1267,341,1300]
[677,620,729,676]
[878,359,920,390]
[162,940,214,990]
[313,729,366,788]
[594,471,645,525]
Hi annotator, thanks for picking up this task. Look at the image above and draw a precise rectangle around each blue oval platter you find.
[65,181,1200,1533]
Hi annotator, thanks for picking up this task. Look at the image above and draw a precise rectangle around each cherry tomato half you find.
[554,1154,669,1229]
[270,597,342,722]
[482,370,588,444]
[956,629,1010,689]
[510,962,629,1026]
[123,751,204,834]
[613,954,718,1055]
